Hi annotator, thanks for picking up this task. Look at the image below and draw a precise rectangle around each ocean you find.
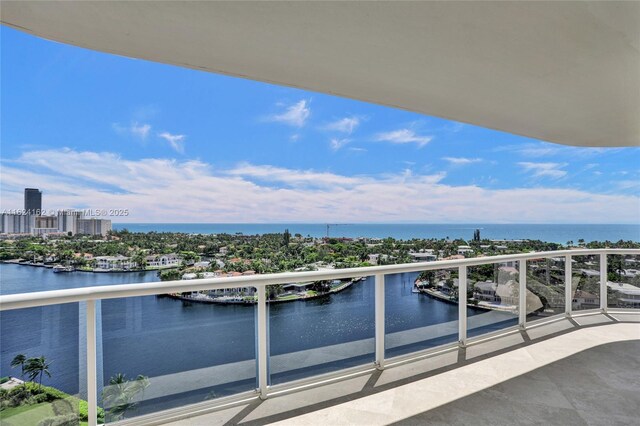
[112,223,640,244]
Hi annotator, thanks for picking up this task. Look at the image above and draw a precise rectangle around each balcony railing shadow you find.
[123,312,639,426]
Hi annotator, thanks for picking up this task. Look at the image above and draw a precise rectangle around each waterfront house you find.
[146,253,181,268]
[474,281,497,302]
[436,278,458,295]
[283,282,312,293]
[94,255,136,270]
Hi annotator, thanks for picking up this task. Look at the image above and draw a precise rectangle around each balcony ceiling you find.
[2,1,639,147]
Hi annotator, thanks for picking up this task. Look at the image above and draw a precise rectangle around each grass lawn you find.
[0,399,89,426]
[0,402,54,426]
[276,294,300,301]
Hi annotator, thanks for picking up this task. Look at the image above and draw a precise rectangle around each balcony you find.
[1,248,638,425]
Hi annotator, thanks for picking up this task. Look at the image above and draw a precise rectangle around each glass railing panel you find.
[268,277,374,385]
[100,289,256,422]
[467,262,519,338]
[385,269,460,358]
[571,255,600,311]
[607,254,640,309]
[526,257,566,322]
[0,303,87,425]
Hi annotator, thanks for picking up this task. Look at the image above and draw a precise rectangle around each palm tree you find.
[10,354,27,380]
[25,356,52,389]
[102,373,150,421]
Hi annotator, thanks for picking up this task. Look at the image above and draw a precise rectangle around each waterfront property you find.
[94,255,137,271]
[145,254,181,268]
[1,1,639,425]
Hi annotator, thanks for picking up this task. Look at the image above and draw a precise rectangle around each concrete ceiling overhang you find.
[2,1,639,147]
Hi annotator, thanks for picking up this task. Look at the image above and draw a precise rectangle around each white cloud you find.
[614,180,640,191]
[374,129,432,147]
[226,163,364,188]
[443,157,482,165]
[113,122,151,140]
[158,132,186,153]
[518,162,567,179]
[324,117,360,134]
[130,122,151,140]
[2,148,638,224]
[267,100,310,127]
[498,143,616,159]
[330,138,350,151]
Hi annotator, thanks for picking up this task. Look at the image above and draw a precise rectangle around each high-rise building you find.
[57,211,82,235]
[77,218,112,237]
[0,213,34,234]
[24,188,42,214]
[35,215,57,229]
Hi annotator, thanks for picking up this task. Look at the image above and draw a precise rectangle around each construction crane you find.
[326,224,348,238]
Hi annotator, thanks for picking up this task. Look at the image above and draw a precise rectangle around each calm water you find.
[113,223,640,244]
[0,264,512,415]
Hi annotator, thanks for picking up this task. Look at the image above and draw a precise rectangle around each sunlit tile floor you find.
[160,313,639,426]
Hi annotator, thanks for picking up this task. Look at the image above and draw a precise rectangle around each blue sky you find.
[1,26,639,223]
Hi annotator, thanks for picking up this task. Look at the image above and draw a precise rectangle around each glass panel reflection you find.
[101,292,256,422]
[467,262,519,338]
[607,254,640,309]
[526,257,566,322]
[385,270,460,358]
[0,303,85,425]
[571,255,600,311]
[268,277,374,385]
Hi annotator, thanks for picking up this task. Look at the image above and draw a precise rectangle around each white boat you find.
[52,265,74,273]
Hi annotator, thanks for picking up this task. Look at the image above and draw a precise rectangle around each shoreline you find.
[0,260,177,274]
[165,277,364,305]
[417,286,516,313]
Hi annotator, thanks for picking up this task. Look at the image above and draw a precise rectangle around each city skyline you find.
[1,187,111,236]
[1,26,639,224]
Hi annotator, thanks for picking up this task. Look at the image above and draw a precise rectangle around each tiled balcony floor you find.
[158,313,639,426]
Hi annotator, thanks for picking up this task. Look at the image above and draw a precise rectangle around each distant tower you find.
[24,188,42,214]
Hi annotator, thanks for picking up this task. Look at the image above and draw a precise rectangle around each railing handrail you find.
[1,248,638,311]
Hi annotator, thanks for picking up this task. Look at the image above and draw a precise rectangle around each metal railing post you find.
[86,300,97,426]
[519,260,527,328]
[375,274,385,370]
[257,285,268,399]
[458,266,467,346]
[600,253,608,312]
[565,255,572,316]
